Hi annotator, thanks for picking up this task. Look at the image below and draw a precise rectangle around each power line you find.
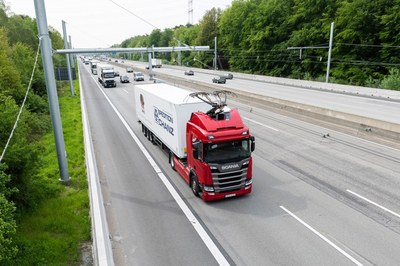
[107,0,159,30]
[1,37,42,163]
[336,43,400,48]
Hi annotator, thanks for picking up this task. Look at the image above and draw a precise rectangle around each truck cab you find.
[97,63,116,88]
[184,107,254,201]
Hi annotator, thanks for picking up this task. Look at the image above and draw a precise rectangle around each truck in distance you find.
[97,63,116,88]
[152,58,162,68]
[90,59,100,75]
[134,84,255,201]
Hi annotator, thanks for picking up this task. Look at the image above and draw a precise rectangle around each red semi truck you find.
[134,84,255,201]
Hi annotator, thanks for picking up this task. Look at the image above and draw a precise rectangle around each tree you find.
[0,28,25,102]
[0,164,17,264]
[5,15,37,50]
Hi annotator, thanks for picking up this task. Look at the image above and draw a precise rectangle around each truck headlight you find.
[245,179,252,186]
[203,185,214,192]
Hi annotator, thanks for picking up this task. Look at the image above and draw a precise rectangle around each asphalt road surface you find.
[80,61,400,265]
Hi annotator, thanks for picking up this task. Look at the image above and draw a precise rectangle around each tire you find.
[169,152,176,171]
[191,175,200,197]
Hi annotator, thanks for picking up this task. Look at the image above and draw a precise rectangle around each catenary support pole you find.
[34,0,70,183]
[214,36,217,70]
[326,22,334,83]
[148,52,154,80]
[178,40,181,66]
[62,20,74,96]
[68,35,74,68]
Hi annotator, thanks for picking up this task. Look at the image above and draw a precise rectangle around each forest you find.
[117,0,400,89]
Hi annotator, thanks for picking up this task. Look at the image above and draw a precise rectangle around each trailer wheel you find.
[191,175,200,197]
[169,152,176,171]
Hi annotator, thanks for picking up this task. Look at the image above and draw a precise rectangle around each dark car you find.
[126,67,133,73]
[223,73,233,79]
[120,75,129,83]
[184,70,194,75]
[114,71,120,77]
[212,76,226,84]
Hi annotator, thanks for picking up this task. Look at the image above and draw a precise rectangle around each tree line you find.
[117,0,400,89]
[0,1,66,263]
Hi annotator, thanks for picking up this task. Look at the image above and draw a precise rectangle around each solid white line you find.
[243,117,279,131]
[280,206,364,266]
[80,64,114,266]
[89,72,230,266]
[347,189,400,219]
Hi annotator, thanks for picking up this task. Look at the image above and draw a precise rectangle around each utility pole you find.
[214,36,218,70]
[62,20,74,96]
[326,22,334,83]
[178,40,182,66]
[34,0,70,183]
[68,35,74,68]
[148,52,154,80]
[188,0,193,25]
[287,22,335,83]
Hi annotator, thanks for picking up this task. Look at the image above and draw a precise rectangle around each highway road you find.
[145,63,400,125]
[80,61,400,265]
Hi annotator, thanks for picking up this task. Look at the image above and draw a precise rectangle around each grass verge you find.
[13,80,91,265]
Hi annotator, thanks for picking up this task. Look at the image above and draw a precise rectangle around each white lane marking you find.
[347,189,400,219]
[88,71,230,266]
[243,117,279,131]
[280,206,364,266]
[122,89,129,94]
[80,64,114,266]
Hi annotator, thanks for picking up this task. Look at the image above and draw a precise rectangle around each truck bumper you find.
[201,184,252,201]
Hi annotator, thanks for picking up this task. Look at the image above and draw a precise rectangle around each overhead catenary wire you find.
[0,37,42,163]
[107,0,159,30]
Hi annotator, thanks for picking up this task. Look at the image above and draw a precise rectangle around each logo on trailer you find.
[154,107,174,136]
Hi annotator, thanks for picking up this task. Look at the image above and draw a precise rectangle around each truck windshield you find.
[104,73,114,78]
[203,139,251,163]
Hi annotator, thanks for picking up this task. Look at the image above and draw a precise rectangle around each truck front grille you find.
[209,159,249,193]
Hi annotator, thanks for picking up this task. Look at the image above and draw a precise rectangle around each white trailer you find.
[134,83,209,158]
[151,58,162,68]
[97,63,116,88]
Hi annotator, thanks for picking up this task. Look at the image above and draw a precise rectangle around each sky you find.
[6,0,232,48]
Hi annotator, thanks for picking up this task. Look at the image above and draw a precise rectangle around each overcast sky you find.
[6,0,232,48]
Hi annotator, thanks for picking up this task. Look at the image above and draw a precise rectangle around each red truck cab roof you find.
[188,108,250,142]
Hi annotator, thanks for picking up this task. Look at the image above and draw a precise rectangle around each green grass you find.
[13,79,91,265]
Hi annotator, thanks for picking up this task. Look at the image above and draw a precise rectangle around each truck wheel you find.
[191,175,200,197]
[169,152,176,171]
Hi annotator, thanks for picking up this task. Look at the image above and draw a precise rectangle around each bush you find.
[380,68,400,90]
[0,164,18,264]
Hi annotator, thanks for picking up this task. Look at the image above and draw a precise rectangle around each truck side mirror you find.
[250,136,255,152]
